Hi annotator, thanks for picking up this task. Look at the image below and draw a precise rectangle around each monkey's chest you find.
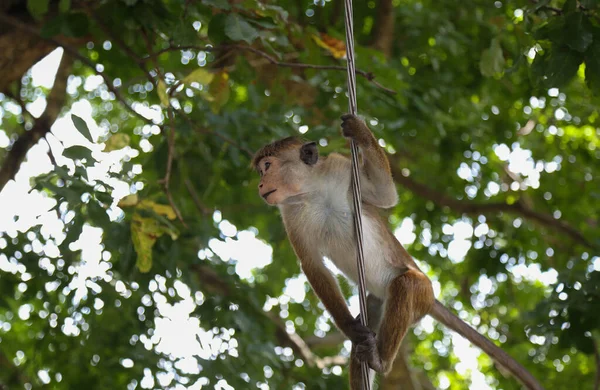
[301,203,395,297]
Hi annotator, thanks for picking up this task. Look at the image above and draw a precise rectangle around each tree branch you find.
[159,108,187,228]
[184,178,211,216]
[370,0,395,57]
[177,109,254,157]
[0,54,71,192]
[190,264,345,369]
[389,158,594,249]
[0,14,153,125]
[145,44,397,94]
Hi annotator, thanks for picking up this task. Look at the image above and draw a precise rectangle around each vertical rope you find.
[343,0,370,388]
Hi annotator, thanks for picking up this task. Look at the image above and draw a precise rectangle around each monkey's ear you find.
[300,142,318,166]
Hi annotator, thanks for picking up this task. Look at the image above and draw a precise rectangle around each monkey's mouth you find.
[262,189,277,199]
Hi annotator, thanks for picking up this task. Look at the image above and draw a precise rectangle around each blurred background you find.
[0,0,599,389]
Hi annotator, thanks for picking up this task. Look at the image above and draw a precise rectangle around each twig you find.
[45,138,58,168]
[388,158,595,249]
[190,263,345,369]
[3,91,32,120]
[145,44,397,94]
[184,178,211,215]
[84,6,145,66]
[159,108,187,228]
[0,54,71,192]
[0,14,153,125]
[138,28,187,228]
[177,109,254,157]
[529,0,562,14]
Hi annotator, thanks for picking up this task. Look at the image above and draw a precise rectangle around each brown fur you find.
[252,136,304,169]
[255,114,543,390]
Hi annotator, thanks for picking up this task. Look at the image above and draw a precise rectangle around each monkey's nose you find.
[259,183,263,188]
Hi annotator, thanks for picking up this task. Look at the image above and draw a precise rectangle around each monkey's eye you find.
[264,161,271,171]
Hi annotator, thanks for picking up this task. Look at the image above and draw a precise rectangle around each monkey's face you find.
[257,143,318,205]
[257,157,299,205]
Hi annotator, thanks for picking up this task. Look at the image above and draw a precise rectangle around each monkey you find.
[253,114,543,390]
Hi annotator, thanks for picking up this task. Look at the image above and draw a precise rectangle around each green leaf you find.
[562,0,577,13]
[62,12,90,37]
[564,12,593,52]
[71,114,94,142]
[202,0,230,10]
[59,0,71,12]
[585,42,600,94]
[532,17,565,41]
[531,48,582,88]
[580,0,598,9]
[40,15,65,38]
[480,38,505,77]
[183,68,215,85]
[63,145,95,161]
[224,14,259,44]
[27,0,49,20]
[104,133,131,151]
[88,201,110,226]
[263,4,289,23]
[157,80,169,107]
[248,17,277,29]
[208,13,228,44]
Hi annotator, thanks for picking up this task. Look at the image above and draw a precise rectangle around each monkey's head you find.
[253,137,319,205]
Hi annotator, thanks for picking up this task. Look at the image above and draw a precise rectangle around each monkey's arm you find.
[300,258,372,342]
[341,114,398,208]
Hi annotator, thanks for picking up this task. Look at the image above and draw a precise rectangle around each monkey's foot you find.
[355,339,385,373]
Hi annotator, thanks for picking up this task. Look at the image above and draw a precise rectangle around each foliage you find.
[1,0,599,389]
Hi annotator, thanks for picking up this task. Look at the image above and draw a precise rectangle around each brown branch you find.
[389,158,594,249]
[3,91,32,120]
[184,178,211,216]
[529,0,562,14]
[189,264,344,369]
[0,54,71,192]
[159,108,187,228]
[83,5,145,66]
[177,109,254,157]
[145,44,397,94]
[370,0,395,58]
[0,14,153,125]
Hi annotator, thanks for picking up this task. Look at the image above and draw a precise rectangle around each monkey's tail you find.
[430,300,544,390]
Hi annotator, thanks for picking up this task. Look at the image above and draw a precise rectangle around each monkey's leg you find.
[349,295,384,390]
[359,270,434,374]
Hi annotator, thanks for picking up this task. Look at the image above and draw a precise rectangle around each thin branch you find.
[388,158,595,249]
[528,0,562,14]
[159,108,187,228]
[3,91,32,120]
[0,54,71,192]
[83,5,145,66]
[177,109,254,157]
[145,44,397,94]
[184,178,211,215]
[189,264,344,369]
[0,14,152,125]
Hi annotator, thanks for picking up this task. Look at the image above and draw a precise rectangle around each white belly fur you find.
[294,194,401,299]
[324,210,400,298]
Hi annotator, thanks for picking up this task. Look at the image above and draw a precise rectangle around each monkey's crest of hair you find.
[252,136,306,169]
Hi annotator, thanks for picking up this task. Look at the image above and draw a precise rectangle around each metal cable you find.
[343,0,370,388]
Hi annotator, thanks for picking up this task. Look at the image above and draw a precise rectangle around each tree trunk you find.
[370,0,395,58]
